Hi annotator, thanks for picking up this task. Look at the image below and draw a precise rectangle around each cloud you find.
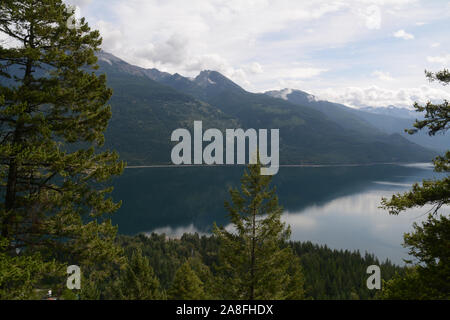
[53,0,450,95]
[136,34,189,66]
[64,0,92,9]
[362,5,382,30]
[393,29,414,40]
[276,67,328,79]
[0,29,21,49]
[96,20,123,52]
[427,54,450,66]
[245,62,264,75]
[313,85,450,108]
[87,1,419,70]
[372,70,394,81]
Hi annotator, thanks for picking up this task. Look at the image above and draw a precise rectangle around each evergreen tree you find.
[380,218,450,299]
[0,236,62,299]
[284,255,306,300]
[0,0,125,296]
[382,69,449,216]
[187,257,215,299]
[381,69,449,299]
[213,162,305,300]
[168,261,205,300]
[115,234,403,300]
[112,249,161,300]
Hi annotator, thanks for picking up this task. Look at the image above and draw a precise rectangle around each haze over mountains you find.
[265,89,449,153]
[96,51,444,166]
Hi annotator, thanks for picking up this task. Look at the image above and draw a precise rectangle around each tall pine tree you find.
[213,162,305,300]
[381,69,449,299]
[0,0,125,296]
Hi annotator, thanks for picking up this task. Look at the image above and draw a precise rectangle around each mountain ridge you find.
[265,88,449,152]
[94,51,438,165]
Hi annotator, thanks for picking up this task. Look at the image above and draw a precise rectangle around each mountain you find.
[359,106,418,119]
[96,53,238,165]
[266,89,449,153]
[265,89,385,138]
[94,52,435,165]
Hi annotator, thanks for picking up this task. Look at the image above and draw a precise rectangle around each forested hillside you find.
[266,89,449,152]
[100,63,237,164]
[96,52,435,166]
[114,233,403,300]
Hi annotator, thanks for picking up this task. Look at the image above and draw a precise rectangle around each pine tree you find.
[381,69,449,299]
[213,161,305,300]
[0,237,62,299]
[187,257,215,299]
[113,249,161,300]
[382,69,449,216]
[380,215,450,299]
[168,261,205,300]
[0,0,125,295]
[284,255,306,300]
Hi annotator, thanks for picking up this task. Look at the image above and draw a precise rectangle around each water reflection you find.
[284,189,435,264]
[111,163,446,264]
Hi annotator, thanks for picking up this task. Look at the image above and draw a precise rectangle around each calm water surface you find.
[111,163,447,264]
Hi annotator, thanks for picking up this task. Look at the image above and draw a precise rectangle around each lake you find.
[110,163,446,265]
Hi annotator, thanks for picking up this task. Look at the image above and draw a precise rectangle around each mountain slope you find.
[359,106,418,119]
[349,108,449,152]
[266,89,384,138]
[266,89,449,153]
[95,52,435,165]
[97,55,238,165]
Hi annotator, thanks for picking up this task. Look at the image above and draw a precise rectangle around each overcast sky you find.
[67,0,450,109]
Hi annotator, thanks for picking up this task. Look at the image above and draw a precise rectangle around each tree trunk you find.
[250,205,256,300]
[2,24,34,240]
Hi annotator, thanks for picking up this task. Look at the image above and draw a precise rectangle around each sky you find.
[66,0,450,108]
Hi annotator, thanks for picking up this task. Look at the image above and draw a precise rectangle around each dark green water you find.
[110,163,446,264]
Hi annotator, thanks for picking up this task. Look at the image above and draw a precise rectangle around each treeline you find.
[102,233,403,300]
